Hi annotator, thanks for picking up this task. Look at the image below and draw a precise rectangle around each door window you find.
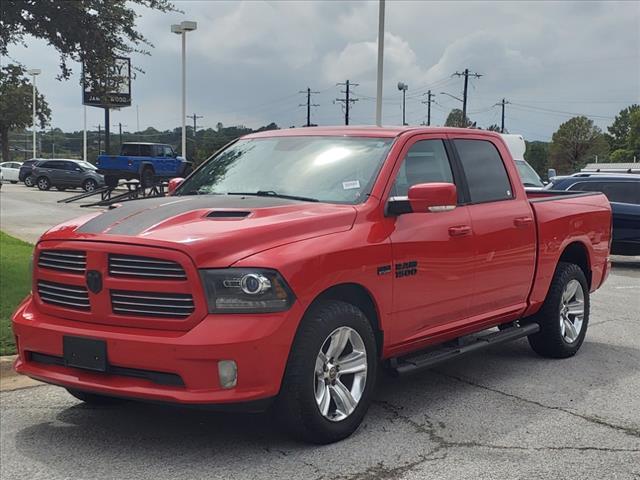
[391,139,455,197]
[163,146,174,157]
[569,181,640,204]
[43,161,63,170]
[139,145,153,157]
[121,144,139,156]
[454,139,513,203]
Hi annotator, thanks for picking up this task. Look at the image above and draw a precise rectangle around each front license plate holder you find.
[63,336,107,372]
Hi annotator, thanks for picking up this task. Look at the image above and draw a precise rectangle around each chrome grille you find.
[108,254,187,280]
[111,290,195,318]
[38,250,86,274]
[37,281,90,311]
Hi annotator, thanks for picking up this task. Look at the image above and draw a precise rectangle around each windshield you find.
[177,136,394,204]
[77,161,97,170]
[515,160,544,187]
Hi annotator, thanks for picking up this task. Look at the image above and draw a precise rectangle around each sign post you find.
[82,57,131,155]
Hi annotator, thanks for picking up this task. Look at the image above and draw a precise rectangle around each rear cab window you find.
[453,139,513,203]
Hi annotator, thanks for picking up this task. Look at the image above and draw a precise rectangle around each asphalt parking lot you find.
[0,183,639,480]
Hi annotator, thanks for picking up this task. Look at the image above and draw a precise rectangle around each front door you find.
[388,136,477,347]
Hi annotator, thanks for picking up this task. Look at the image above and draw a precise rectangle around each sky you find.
[5,0,640,141]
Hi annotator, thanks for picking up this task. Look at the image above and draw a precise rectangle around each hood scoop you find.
[206,210,251,220]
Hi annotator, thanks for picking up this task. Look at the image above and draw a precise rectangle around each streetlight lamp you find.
[27,68,41,158]
[397,82,408,126]
[440,91,463,103]
[171,20,197,159]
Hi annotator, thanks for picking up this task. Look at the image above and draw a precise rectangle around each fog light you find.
[218,360,237,389]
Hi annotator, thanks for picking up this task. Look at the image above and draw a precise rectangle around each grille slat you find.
[109,254,187,280]
[38,280,90,310]
[38,250,86,274]
[111,290,194,318]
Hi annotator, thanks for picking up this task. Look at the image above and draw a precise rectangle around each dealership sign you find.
[83,57,131,108]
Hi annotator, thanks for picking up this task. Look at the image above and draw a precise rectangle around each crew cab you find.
[96,142,192,188]
[12,127,611,444]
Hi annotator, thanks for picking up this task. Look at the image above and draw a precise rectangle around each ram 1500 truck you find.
[96,142,192,188]
[12,127,611,444]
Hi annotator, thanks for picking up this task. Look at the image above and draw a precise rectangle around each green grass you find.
[0,231,33,355]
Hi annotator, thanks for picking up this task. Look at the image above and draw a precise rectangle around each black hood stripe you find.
[77,195,298,236]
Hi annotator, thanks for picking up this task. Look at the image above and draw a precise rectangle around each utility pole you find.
[113,122,127,149]
[94,125,102,154]
[422,90,435,126]
[452,69,482,124]
[299,88,319,127]
[104,108,110,154]
[336,80,359,125]
[188,113,203,136]
[495,98,510,133]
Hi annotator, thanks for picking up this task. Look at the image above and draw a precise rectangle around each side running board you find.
[390,322,540,376]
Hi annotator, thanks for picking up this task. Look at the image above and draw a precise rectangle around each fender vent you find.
[206,210,250,219]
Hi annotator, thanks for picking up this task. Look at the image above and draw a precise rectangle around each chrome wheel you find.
[314,326,368,422]
[559,279,585,343]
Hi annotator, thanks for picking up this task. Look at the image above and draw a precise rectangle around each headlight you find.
[199,268,295,313]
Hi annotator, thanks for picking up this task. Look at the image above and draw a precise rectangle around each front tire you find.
[528,262,589,358]
[277,300,378,444]
[83,178,98,192]
[66,388,124,405]
[36,176,51,191]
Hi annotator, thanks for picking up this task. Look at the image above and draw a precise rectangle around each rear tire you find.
[105,175,119,189]
[277,300,378,444]
[528,262,589,358]
[10,181,17,184]
[24,175,34,187]
[83,178,98,192]
[66,388,124,405]
[36,176,51,191]
[140,167,155,188]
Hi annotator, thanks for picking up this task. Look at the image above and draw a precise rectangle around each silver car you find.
[32,159,105,192]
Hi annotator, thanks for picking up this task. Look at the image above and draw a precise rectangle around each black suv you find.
[546,174,640,255]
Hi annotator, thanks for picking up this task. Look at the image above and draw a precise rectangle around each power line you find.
[299,87,320,127]
[335,80,359,125]
[452,69,482,122]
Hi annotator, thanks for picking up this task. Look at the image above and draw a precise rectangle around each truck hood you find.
[41,195,357,267]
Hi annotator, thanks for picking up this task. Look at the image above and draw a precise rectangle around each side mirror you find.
[547,168,557,180]
[408,183,457,213]
[167,177,184,195]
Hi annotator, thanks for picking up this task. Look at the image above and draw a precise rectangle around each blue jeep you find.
[96,142,193,188]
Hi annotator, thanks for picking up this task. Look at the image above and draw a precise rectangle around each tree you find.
[524,141,550,177]
[549,116,608,174]
[606,104,639,152]
[445,109,471,128]
[0,64,51,161]
[0,0,176,84]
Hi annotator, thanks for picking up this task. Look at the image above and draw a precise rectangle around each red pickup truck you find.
[12,127,611,443]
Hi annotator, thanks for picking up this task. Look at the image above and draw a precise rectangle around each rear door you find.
[388,136,477,345]
[451,136,536,319]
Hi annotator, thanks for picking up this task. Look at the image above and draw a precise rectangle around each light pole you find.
[375,0,385,127]
[27,69,41,158]
[397,82,408,126]
[171,20,197,159]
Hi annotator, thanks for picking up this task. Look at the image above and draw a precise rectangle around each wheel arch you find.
[307,283,384,357]
[558,241,592,289]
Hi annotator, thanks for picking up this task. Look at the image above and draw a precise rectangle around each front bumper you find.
[12,295,303,406]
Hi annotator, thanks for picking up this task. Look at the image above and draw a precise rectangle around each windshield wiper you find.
[227,190,319,202]
[180,190,224,196]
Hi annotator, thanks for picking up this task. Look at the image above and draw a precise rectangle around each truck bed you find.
[525,190,611,317]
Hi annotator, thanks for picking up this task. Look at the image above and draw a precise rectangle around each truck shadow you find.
[12,338,639,479]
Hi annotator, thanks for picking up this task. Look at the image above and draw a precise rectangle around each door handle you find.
[514,216,533,228]
[448,225,471,237]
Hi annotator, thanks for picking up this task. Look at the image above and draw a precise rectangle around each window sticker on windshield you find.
[343,180,360,190]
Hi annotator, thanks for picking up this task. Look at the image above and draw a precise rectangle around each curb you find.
[0,355,42,392]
